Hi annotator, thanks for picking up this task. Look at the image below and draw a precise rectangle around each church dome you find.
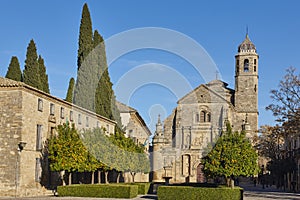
[238,34,256,53]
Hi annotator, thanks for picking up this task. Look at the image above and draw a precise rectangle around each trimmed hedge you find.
[157,186,243,200]
[57,184,138,198]
[126,182,151,194]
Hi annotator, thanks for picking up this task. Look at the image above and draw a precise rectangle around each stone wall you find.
[0,89,22,195]
[0,82,116,197]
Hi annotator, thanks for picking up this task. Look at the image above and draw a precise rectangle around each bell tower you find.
[234,34,259,134]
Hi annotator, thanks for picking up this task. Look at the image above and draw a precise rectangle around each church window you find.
[244,59,249,72]
[254,59,257,65]
[254,84,257,92]
[254,66,256,72]
[207,113,211,122]
[200,111,206,123]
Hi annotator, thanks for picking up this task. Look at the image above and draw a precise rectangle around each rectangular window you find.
[78,114,81,125]
[36,125,43,151]
[70,111,74,121]
[38,99,43,112]
[106,124,109,133]
[50,103,55,115]
[60,107,64,119]
[35,158,41,182]
[86,117,89,127]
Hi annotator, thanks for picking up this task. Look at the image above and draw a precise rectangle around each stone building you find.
[0,77,116,196]
[281,112,300,192]
[117,101,151,182]
[117,101,151,151]
[152,34,259,183]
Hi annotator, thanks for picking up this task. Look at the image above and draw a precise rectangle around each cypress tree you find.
[93,28,122,127]
[73,3,97,111]
[38,55,50,93]
[93,30,104,79]
[74,4,122,128]
[77,3,93,71]
[5,56,22,81]
[94,39,122,127]
[23,39,41,90]
[65,77,75,103]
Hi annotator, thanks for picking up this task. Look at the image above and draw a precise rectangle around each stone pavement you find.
[2,183,300,200]
[241,182,300,200]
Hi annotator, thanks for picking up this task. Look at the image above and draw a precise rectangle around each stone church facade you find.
[152,35,259,183]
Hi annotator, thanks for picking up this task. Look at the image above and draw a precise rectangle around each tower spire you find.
[155,114,163,136]
[157,114,161,124]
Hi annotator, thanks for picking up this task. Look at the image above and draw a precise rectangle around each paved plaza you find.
[241,182,300,200]
[1,183,300,200]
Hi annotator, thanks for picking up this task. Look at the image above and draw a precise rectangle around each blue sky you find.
[0,1,299,132]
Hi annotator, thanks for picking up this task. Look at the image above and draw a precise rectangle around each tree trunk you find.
[230,178,235,188]
[98,170,101,184]
[105,171,109,184]
[91,171,95,184]
[226,177,234,188]
[130,172,136,183]
[68,172,72,185]
[60,171,66,186]
[116,172,121,183]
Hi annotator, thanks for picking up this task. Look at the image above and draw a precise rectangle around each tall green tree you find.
[77,3,93,71]
[65,77,75,103]
[202,122,259,187]
[5,56,22,81]
[93,29,122,126]
[73,4,99,111]
[73,4,123,127]
[38,55,50,93]
[93,30,105,78]
[23,39,41,89]
[95,70,122,127]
